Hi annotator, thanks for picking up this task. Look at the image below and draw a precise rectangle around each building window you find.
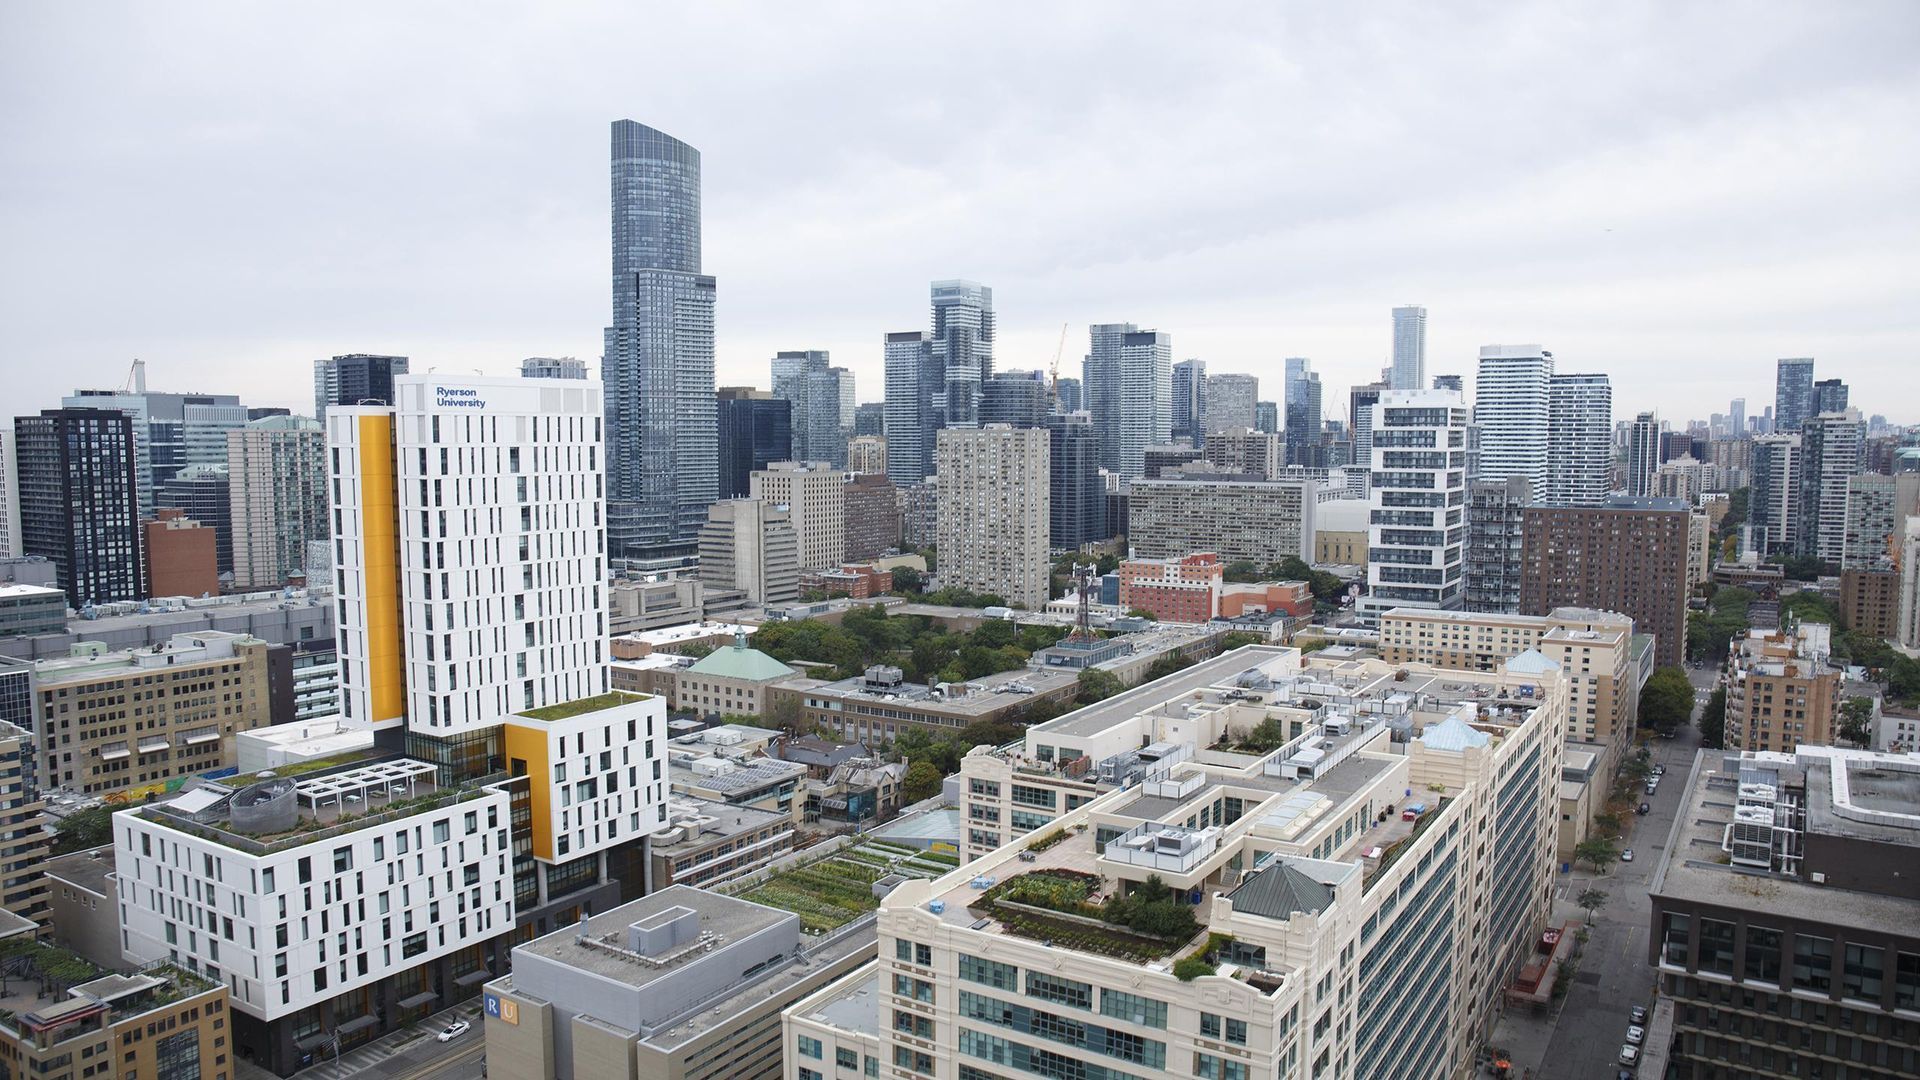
[1025,971,1092,1011]
[959,954,1018,992]
[1793,934,1833,993]
[1843,943,1885,1002]
[797,1035,822,1059]
[1098,989,1166,1030]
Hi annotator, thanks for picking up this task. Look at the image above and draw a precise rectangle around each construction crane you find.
[1047,323,1069,407]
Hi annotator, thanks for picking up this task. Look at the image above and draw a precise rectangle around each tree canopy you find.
[1639,666,1695,732]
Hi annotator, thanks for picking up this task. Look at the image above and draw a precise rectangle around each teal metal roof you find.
[1420,714,1492,752]
[684,644,796,682]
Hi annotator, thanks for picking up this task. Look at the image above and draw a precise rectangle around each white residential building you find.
[328,375,608,735]
[936,425,1050,610]
[1359,388,1469,624]
[227,415,328,591]
[1545,371,1611,506]
[1205,373,1260,434]
[1473,345,1552,493]
[1391,305,1427,391]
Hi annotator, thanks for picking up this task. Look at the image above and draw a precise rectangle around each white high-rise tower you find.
[1391,305,1428,391]
[1473,345,1553,493]
[1359,387,1469,624]
[1546,372,1612,507]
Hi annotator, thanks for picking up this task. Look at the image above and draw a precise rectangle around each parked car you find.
[1652,765,1666,776]
[1638,802,1651,815]
[1631,1005,1650,1024]
[437,1020,471,1043]
[1621,849,1635,862]
[1619,1044,1640,1067]
[1627,1024,1646,1045]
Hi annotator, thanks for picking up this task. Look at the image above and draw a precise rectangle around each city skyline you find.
[5,6,1918,427]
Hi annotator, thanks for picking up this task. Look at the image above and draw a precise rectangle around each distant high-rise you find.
[1348,383,1386,496]
[520,356,587,380]
[936,426,1049,609]
[1054,376,1083,415]
[1473,346,1554,494]
[1045,413,1105,549]
[156,463,232,579]
[930,280,995,429]
[225,415,327,591]
[1546,373,1612,507]
[1083,324,1172,479]
[1747,434,1802,556]
[1254,400,1279,435]
[313,353,408,420]
[1464,477,1533,613]
[13,409,144,606]
[1773,357,1815,433]
[1282,365,1322,467]
[66,375,244,521]
[1431,374,1464,392]
[697,500,798,606]
[1521,498,1692,668]
[846,435,887,477]
[0,430,20,558]
[714,388,791,500]
[1390,305,1428,390]
[852,401,886,438]
[1728,397,1746,437]
[604,119,717,558]
[1171,359,1207,443]
[980,371,1050,428]
[882,331,935,485]
[1206,372,1259,434]
[1358,388,1468,624]
[1625,411,1662,498]
[1812,377,1849,416]
[1798,410,1865,564]
[800,366,853,469]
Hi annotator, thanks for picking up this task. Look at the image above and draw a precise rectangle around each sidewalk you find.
[233,1000,485,1080]
[1487,890,1592,1078]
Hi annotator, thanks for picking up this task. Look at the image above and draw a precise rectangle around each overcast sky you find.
[4,2,1917,428]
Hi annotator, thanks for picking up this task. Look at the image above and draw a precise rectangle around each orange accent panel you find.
[504,723,554,860]
[358,414,406,724]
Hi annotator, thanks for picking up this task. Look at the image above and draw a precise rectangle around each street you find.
[235,1002,489,1080]
[1492,664,1713,1078]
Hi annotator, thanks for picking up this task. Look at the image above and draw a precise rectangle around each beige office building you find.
[935,426,1050,610]
[1378,606,1640,765]
[0,720,46,922]
[752,461,848,572]
[1722,623,1843,754]
[699,500,800,606]
[787,644,1567,1080]
[26,630,271,796]
[1203,427,1283,478]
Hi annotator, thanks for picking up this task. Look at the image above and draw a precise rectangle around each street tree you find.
[1576,887,1609,923]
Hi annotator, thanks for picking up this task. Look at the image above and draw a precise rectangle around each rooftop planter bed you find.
[516,691,647,722]
[972,870,1199,963]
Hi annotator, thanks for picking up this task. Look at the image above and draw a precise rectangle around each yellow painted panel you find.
[504,722,554,861]
[358,414,406,724]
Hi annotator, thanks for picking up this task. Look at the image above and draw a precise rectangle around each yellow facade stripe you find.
[504,722,554,861]
[359,414,406,725]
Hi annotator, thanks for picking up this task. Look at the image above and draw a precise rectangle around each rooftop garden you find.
[518,691,648,722]
[972,870,1201,963]
[733,837,961,932]
[0,937,106,1007]
[1364,798,1450,891]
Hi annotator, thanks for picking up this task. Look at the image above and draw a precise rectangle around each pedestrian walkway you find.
[232,1001,485,1080]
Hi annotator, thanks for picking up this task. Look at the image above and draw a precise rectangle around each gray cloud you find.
[3,1,1916,425]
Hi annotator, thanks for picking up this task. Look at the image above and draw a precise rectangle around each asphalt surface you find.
[1493,664,1715,1078]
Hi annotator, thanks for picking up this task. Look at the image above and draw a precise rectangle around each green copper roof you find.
[685,644,796,682]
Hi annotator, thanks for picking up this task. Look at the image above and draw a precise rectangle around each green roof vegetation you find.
[517,691,648,722]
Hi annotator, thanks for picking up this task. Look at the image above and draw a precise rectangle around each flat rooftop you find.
[1034,646,1294,739]
[794,967,880,1037]
[1650,750,1920,931]
[669,757,806,797]
[801,664,1080,716]
[42,848,117,896]
[515,886,790,991]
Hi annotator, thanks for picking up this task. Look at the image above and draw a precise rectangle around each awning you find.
[295,1031,335,1051]
[335,1014,379,1036]
[455,969,494,987]
[396,991,439,1010]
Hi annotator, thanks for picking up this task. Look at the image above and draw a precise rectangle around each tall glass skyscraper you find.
[1773,357,1815,435]
[1171,359,1206,443]
[1083,323,1172,479]
[930,280,995,429]
[603,120,717,558]
[1391,305,1427,391]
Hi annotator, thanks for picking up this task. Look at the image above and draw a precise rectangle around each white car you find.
[1627,1024,1646,1045]
[1619,1044,1640,1066]
[437,1020,471,1043]
[1621,849,1635,862]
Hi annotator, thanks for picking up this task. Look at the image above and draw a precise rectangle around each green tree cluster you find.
[1688,587,1754,661]
[1838,697,1875,747]
[1780,590,1843,629]
[1076,668,1123,704]
[1769,554,1836,582]
[1639,666,1695,732]
[1834,632,1920,705]
[751,606,1066,685]
[902,760,944,803]
[1102,875,1199,940]
[1699,687,1728,749]
[52,805,115,855]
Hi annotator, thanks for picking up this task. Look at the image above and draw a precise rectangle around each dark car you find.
[1638,802,1651,815]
